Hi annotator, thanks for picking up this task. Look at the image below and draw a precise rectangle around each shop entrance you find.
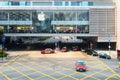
[55,26,74,33]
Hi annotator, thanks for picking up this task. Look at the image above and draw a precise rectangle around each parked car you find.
[75,60,87,72]
[98,53,111,59]
[72,46,79,51]
[61,47,68,52]
[85,49,98,56]
[41,48,55,54]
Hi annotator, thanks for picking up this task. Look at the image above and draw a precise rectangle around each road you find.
[0,51,120,80]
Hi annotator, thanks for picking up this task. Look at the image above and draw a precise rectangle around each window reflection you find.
[54,11,76,21]
[9,11,30,21]
[0,10,89,34]
[0,11,8,20]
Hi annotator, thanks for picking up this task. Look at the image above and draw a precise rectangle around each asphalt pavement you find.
[0,50,119,80]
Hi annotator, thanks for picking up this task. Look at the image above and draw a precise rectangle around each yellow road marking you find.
[96,59,120,76]
[105,74,116,80]
[0,54,25,68]
[89,64,102,70]
[15,62,58,80]
[90,76,101,80]
[105,74,120,80]
[0,71,12,80]
[26,60,79,80]
[80,68,107,80]
[7,65,34,80]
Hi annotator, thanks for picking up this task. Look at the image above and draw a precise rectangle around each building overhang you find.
[0,6,115,11]
[4,33,98,37]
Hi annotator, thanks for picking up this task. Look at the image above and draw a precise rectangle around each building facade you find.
[0,0,117,49]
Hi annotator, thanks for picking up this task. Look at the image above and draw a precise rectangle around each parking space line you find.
[7,65,34,80]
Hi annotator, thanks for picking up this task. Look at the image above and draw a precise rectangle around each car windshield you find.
[77,62,85,65]
[91,50,96,53]
[46,48,52,51]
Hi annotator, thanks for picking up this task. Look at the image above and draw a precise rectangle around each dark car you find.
[61,47,68,52]
[75,60,87,72]
[98,53,111,59]
[85,49,98,56]
[72,46,79,51]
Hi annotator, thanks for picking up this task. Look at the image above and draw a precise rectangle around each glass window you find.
[88,2,93,6]
[9,11,30,21]
[77,10,89,21]
[54,11,76,21]
[20,2,25,6]
[65,2,69,6]
[77,25,89,33]
[0,11,8,20]
[0,2,9,6]
[25,2,31,6]
[11,2,19,6]
[81,2,88,6]
[32,11,53,33]
[71,2,79,6]
[54,2,62,6]
[33,2,52,6]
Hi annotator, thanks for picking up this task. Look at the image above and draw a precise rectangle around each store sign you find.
[38,12,45,21]
[0,44,2,52]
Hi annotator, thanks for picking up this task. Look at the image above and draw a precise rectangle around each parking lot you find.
[0,51,120,80]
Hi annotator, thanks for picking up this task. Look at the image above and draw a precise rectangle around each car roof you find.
[77,60,84,63]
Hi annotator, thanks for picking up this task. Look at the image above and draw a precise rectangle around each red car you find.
[75,60,87,72]
[61,47,68,52]
[41,48,55,54]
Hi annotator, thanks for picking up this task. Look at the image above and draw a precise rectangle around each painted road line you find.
[28,60,79,80]
[0,53,25,68]
[29,59,81,79]
[29,58,87,75]
[96,58,120,77]
[7,65,34,80]
[90,76,101,80]
[105,74,120,80]
[12,71,37,80]
[0,71,12,80]
[105,74,116,80]
[15,62,58,80]
[89,64,102,70]
[80,68,107,80]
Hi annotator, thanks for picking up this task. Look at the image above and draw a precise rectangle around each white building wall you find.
[116,0,120,50]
